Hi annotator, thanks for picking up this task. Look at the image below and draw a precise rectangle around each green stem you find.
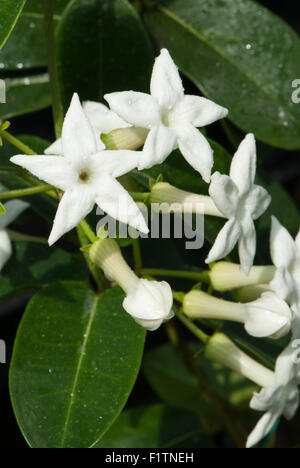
[6,229,48,245]
[130,192,151,202]
[0,184,54,199]
[0,130,36,155]
[132,238,142,273]
[79,219,97,244]
[44,0,64,138]
[175,310,209,344]
[142,267,210,283]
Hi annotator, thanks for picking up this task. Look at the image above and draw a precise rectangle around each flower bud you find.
[209,262,275,292]
[183,290,291,339]
[205,332,275,388]
[123,279,174,331]
[103,127,149,150]
[150,182,223,217]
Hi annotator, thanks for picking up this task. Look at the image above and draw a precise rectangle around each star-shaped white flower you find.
[45,101,129,155]
[105,49,228,182]
[247,343,300,448]
[270,217,300,322]
[11,93,149,246]
[0,199,29,270]
[123,279,174,331]
[206,134,271,275]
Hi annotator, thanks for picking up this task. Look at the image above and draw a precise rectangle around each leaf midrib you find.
[158,4,300,130]
[60,293,99,448]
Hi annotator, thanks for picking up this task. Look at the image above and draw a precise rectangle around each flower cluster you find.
[4,48,300,447]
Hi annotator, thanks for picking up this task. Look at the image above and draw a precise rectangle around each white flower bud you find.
[123,279,174,331]
[209,262,275,292]
[103,127,149,150]
[183,290,291,339]
[205,332,275,388]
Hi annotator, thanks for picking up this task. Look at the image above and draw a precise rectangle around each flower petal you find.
[239,217,256,275]
[44,138,63,155]
[48,186,95,246]
[0,230,12,271]
[10,155,75,192]
[96,150,140,178]
[246,411,280,448]
[171,95,228,127]
[139,125,177,170]
[0,199,29,230]
[105,91,160,128]
[270,267,295,301]
[150,49,184,109]
[206,218,241,264]
[270,216,296,268]
[62,93,97,163]
[95,176,149,234]
[209,172,239,218]
[230,133,256,195]
[177,124,213,183]
[83,100,130,134]
[245,292,291,338]
[244,185,271,220]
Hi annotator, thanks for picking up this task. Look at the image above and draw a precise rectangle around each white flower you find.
[270,217,300,321]
[183,290,291,339]
[123,279,174,331]
[0,199,29,270]
[247,343,300,448]
[11,93,149,246]
[206,134,271,275]
[45,101,129,155]
[105,49,228,182]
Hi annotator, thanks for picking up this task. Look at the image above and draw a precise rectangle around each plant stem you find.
[79,219,97,244]
[6,229,48,245]
[142,267,210,283]
[130,192,151,202]
[44,0,64,138]
[132,238,142,273]
[0,130,36,155]
[0,185,54,199]
[175,309,209,344]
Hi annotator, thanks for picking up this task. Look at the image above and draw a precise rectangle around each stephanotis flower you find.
[0,199,29,271]
[11,93,148,246]
[206,133,271,275]
[45,101,129,155]
[89,237,174,331]
[247,343,300,448]
[270,217,300,322]
[183,290,292,339]
[105,49,228,182]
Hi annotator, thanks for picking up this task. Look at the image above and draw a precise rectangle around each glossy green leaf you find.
[96,404,214,448]
[56,0,154,112]
[10,284,146,448]
[0,241,87,301]
[144,0,300,149]
[0,74,51,120]
[0,0,70,70]
[0,0,26,50]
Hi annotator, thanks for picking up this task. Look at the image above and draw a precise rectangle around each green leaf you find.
[56,0,154,112]
[144,0,300,149]
[0,241,87,301]
[0,0,26,50]
[143,343,257,433]
[0,0,70,70]
[10,284,146,448]
[0,74,51,120]
[96,404,214,448]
